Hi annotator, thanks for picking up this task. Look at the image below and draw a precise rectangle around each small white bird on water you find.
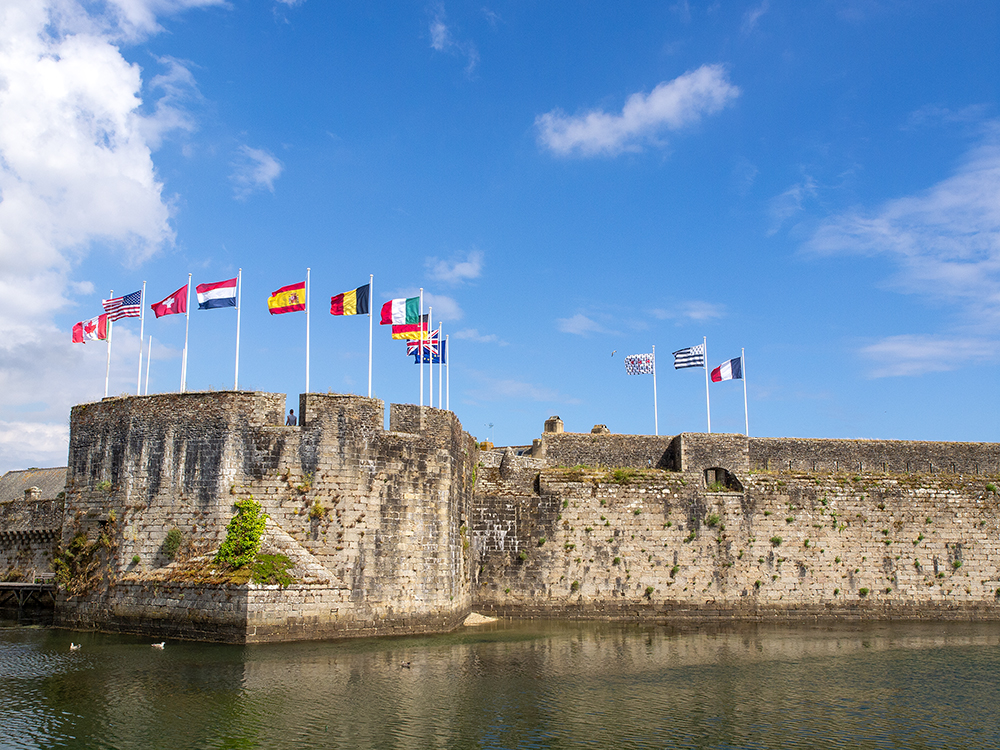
[152,642,165,649]
[70,643,81,651]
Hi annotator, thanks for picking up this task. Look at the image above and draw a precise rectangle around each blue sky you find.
[1,0,998,471]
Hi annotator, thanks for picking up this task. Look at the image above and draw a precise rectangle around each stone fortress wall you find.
[54,391,476,642]
[474,419,1000,622]
[2,396,1000,641]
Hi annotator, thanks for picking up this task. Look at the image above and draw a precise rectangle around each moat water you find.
[2,618,999,749]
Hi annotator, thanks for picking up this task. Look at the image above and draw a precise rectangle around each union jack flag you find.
[407,332,446,364]
[102,290,142,321]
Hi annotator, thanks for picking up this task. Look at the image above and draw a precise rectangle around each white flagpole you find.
[104,288,113,398]
[703,335,711,433]
[136,281,146,395]
[652,345,658,436]
[428,307,433,408]
[445,334,450,411]
[181,274,191,393]
[305,267,311,394]
[144,336,153,396]
[742,347,749,437]
[367,274,373,398]
[419,288,424,408]
[438,322,443,409]
[234,268,242,391]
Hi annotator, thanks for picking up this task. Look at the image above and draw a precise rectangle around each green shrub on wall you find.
[162,528,183,560]
[215,497,268,568]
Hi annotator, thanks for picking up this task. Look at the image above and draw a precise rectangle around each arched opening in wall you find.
[705,467,743,492]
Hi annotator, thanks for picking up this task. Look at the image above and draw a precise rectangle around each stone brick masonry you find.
[5,394,1000,641]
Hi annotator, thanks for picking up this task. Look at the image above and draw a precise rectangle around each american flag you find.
[102,290,142,321]
[673,343,705,369]
[624,353,655,375]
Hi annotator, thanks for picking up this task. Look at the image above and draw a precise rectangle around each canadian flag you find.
[72,314,109,343]
[151,284,188,318]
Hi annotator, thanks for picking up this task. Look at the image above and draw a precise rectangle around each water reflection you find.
[1,620,999,749]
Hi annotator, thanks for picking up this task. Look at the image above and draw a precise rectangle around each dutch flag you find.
[196,277,238,310]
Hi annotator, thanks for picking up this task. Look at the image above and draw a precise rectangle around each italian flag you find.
[379,297,419,325]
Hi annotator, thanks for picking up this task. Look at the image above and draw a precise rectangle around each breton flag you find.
[673,344,705,369]
[102,290,142,321]
[711,357,743,382]
[197,278,238,310]
[151,285,188,318]
[330,284,370,316]
[72,314,109,343]
[392,314,428,340]
[380,297,420,325]
[268,281,306,314]
[624,353,655,375]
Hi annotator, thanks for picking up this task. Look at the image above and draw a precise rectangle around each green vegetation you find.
[163,528,183,560]
[251,554,294,587]
[609,467,637,485]
[705,513,721,528]
[684,531,696,543]
[987,483,998,494]
[215,497,268,569]
[571,580,580,592]
[518,550,528,561]
[858,588,869,597]
[953,560,963,570]
[131,554,141,565]
[613,556,621,565]
[644,586,654,599]
[54,531,107,595]
[633,509,642,516]
[706,481,727,492]
[833,588,840,596]
[670,565,679,578]
[770,536,782,547]
[537,536,546,546]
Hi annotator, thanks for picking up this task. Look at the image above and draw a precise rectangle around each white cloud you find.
[452,328,506,345]
[428,4,479,75]
[741,0,769,34]
[425,250,483,284]
[0,0,210,471]
[535,64,740,157]
[768,176,817,235]
[231,145,284,199]
[806,122,1000,374]
[650,301,726,322]
[423,292,463,322]
[860,335,997,378]
[557,314,607,336]
[807,124,1000,328]
[463,370,578,403]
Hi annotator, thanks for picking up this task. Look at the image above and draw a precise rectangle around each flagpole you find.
[104,288,113,398]
[652,345,658,436]
[136,281,146,395]
[367,274,373,398]
[145,336,153,396]
[234,268,242,391]
[428,307,433,408]
[305,267,311,395]
[181,274,191,393]
[438,322,443,409]
[703,335,711,433]
[742,347,749,437]
[419,288,424,408]
[445,334,450,411]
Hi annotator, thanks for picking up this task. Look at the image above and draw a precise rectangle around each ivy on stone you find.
[215,497,268,569]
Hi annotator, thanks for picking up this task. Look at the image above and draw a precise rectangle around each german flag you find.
[391,315,429,340]
[268,281,306,314]
[330,284,370,316]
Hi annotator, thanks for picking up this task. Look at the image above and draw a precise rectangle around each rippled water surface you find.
[2,619,1000,749]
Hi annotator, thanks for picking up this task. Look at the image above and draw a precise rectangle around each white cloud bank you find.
[0,0,213,470]
[536,64,740,157]
[425,250,483,284]
[806,122,1000,376]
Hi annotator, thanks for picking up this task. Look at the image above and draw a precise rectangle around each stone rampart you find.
[54,391,477,642]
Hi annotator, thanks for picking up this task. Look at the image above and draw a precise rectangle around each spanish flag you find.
[330,284,370,316]
[268,281,306,315]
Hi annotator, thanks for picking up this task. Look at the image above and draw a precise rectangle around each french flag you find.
[196,277,238,310]
[711,356,742,382]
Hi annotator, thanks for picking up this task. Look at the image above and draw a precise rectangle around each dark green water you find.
[2,619,999,749]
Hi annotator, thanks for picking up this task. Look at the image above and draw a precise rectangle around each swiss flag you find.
[151,284,188,318]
